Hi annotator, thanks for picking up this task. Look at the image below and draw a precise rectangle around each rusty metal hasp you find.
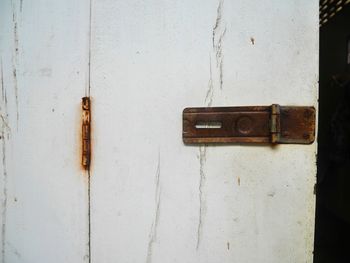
[182,104,315,144]
[82,97,91,169]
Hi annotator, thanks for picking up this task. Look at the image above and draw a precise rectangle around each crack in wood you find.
[146,151,161,263]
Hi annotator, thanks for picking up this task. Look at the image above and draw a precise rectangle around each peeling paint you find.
[7,242,21,259]
[195,4,226,247]
[204,55,214,107]
[11,1,20,127]
[1,124,7,263]
[212,0,224,49]
[196,146,206,250]
[0,116,11,133]
[20,0,23,13]
[219,51,224,90]
[0,59,9,263]
[196,2,227,246]
[212,0,226,90]
[146,151,161,263]
[1,61,5,108]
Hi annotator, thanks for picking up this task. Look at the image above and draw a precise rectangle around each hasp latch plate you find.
[183,104,315,144]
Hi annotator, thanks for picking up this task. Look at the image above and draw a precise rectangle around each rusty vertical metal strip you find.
[82,97,91,170]
[270,104,281,144]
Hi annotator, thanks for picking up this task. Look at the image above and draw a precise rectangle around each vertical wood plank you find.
[90,0,318,262]
[91,0,318,263]
[0,0,91,262]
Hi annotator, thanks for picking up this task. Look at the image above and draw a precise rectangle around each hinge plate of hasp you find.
[182,104,315,144]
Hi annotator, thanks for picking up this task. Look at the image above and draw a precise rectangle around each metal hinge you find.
[183,104,315,144]
[82,97,91,170]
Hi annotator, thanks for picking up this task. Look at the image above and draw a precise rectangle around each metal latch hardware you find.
[183,104,315,144]
[82,97,91,169]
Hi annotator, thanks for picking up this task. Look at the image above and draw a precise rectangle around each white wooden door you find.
[90,0,318,262]
[0,1,318,263]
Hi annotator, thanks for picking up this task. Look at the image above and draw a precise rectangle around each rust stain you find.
[82,97,91,170]
[237,177,240,186]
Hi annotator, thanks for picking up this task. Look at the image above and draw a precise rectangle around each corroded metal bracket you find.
[183,104,315,144]
[82,97,91,169]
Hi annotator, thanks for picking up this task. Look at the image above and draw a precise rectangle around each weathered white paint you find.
[0,0,90,262]
[90,0,318,263]
[0,0,318,262]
